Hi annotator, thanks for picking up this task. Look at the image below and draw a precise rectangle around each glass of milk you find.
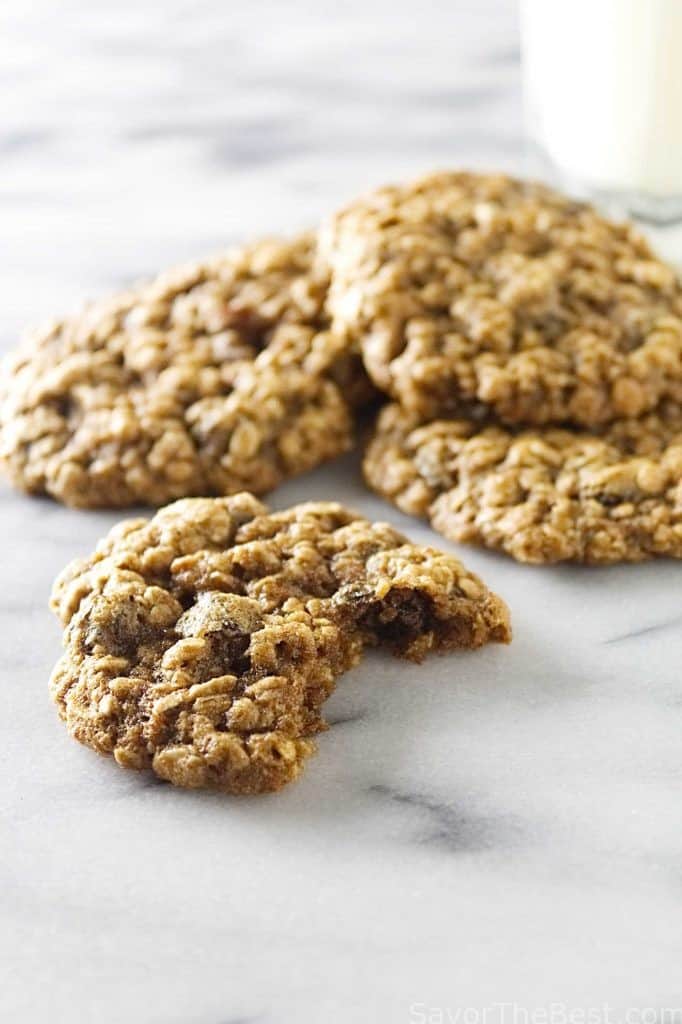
[520,0,682,224]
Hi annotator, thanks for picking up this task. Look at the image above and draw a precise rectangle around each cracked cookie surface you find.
[0,235,363,508]
[321,171,682,426]
[50,494,511,794]
[364,403,682,565]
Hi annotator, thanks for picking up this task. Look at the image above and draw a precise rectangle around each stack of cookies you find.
[320,172,682,566]
[3,170,681,793]
[2,171,681,565]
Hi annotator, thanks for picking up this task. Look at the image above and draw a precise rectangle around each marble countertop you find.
[2,2,681,1021]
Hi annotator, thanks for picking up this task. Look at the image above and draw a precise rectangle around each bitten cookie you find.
[364,403,682,565]
[50,494,511,794]
[0,235,366,508]
[320,171,682,426]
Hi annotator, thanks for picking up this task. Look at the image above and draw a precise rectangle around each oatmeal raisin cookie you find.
[50,494,511,794]
[1,235,365,508]
[321,171,682,426]
[364,403,682,565]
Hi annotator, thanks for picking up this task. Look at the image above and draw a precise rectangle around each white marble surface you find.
[2,2,682,1021]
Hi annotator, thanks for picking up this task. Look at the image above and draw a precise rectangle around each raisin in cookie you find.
[320,171,682,426]
[364,403,682,565]
[0,235,365,508]
[50,494,511,794]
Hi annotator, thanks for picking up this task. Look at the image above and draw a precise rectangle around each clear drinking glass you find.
[520,0,682,225]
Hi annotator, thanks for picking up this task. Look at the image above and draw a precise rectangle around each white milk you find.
[520,0,682,200]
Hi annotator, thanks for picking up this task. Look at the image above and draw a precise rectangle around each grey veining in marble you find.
[2,2,682,1022]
